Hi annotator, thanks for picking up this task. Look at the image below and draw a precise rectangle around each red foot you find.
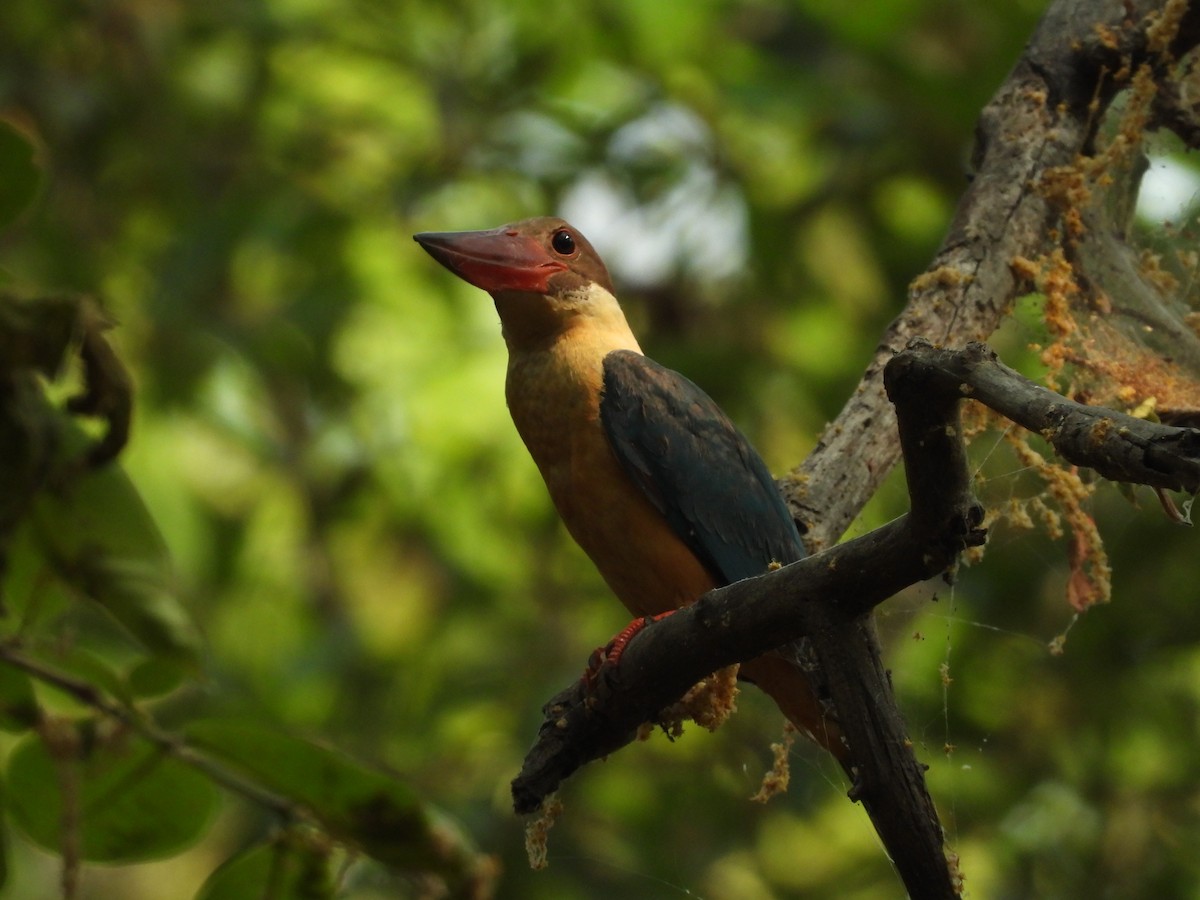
[584,611,676,688]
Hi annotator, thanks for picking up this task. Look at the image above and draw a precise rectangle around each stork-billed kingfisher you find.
[414,217,843,761]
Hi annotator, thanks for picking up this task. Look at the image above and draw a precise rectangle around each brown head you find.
[414,217,631,352]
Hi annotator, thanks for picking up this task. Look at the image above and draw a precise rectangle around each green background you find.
[3,0,1200,897]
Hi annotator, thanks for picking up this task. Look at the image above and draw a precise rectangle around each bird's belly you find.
[547,427,718,617]
[506,344,714,615]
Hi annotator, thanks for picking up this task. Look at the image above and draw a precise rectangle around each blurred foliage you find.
[1,0,1200,897]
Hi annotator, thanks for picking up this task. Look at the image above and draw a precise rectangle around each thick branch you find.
[515,340,991,898]
[788,0,1200,549]
[515,339,1200,897]
[512,516,961,813]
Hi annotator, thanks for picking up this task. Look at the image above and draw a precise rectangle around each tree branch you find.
[0,641,301,820]
[514,339,1200,898]
[894,341,1200,492]
[788,0,1200,549]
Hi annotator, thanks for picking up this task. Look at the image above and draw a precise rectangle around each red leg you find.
[584,610,676,687]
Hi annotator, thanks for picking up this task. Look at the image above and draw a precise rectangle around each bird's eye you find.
[551,229,576,256]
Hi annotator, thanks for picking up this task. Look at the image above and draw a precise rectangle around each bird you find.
[413,216,843,761]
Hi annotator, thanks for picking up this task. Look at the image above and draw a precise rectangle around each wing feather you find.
[599,349,805,585]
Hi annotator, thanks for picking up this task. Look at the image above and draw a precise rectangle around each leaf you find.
[47,646,134,706]
[71,555,204,666]
[30,441,204,667]
[195,836,335,900]
[0,521,73,629]
[0,120,42,230]
[126,656,189,699]
[185,721,483,877]
[16,647,187,713]
[6,730,219,862]
[0,664,39,733]
[0,780,10,892]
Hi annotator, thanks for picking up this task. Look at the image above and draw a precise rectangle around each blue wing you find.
[599,349,806,585]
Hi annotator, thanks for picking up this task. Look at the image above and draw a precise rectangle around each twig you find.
[0,641,304,822]
[892,341,1200,492]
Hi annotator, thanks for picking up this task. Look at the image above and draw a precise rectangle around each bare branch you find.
[893,341,1200,493]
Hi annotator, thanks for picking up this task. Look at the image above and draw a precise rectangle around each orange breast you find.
[506,341,717,617]
[560,421,718,616]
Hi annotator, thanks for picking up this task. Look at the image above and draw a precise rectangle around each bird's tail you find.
[739,653,849,768]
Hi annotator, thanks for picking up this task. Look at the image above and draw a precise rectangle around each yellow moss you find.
[681,665,740,731]
[658,665,741,736]
[962,546,984,565]
[525,795,564,870]
[1130,396,1158,419]
[946,846,966,896]
[1039,167,1093,240]
[1003,497,1035,531]
[1029,495,1064,541]
[1146,0,1190,56]
[1088,416,1114,447]
[1010,255,1043,285]
[910,265,973,296]
[1093,23,1121,52]
[960,399,997,440]
[1004,431,1111,611]
[1051,316,1200,420]
[1040,248,1082,337]
[751,722,797,803]
[1066,513,1113,610]
[1138,248,1181,295]
[1024,85,1049,110]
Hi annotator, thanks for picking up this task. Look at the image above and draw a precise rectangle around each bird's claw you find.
[582,611,675,690]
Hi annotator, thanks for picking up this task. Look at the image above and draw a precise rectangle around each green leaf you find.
[7,730,219,862]
[185,721,480,876]
[31,448,204,667]
[126,656,189,698]
[0,520,72,630]
[72,555,203,666]
[195,836,335,900]
[0,120,41,230]
[46,646,134,706]
[0,664,38,733]
[0,779,10,892]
